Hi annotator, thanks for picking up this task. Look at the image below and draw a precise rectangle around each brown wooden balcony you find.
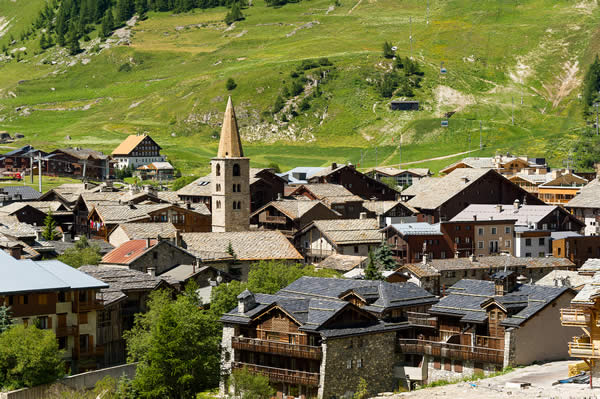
[232,337,322,360]
[73,345,104,360]
[258,213,288,225]
[561,308,591,327]
[73,300,103,313]
[568,337,600,358]
[233,362,319,386]
[406,312,437,328]
[55,325,78,337]
[397,339,504,364]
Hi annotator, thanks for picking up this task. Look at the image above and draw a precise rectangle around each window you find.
[58,337,67,350]
[346,359,352,369]
[80,335,89,352]
[216,184,221,192]
[558,247,561,255]
[478,228,484,236]
[478,241,484,249]
[232,184,237,192]
[216,164,221,176]
[38,294,48,305]
[441,251,446,259]
[233,202,237,210]
[455,237,460,244]
[525,238,532,246]
[505,227,511,234]
[354,246,359,254]
[505,240,511,248]
[465,237,471,244]
[153,252,158,260]
[58,292,67,302]
[455,226,461,231]
[466,226,471,231]
[79,290,88,303]
[525,252,532,257]
[19,295,28,305]
[216,200,221,209]
[491,227,497,235]
[357,359,363,368]
[37,316,48,329]
[538,238,545,246]
[237,184,241,192]
[79,312,88,325]
[233,164,240,176]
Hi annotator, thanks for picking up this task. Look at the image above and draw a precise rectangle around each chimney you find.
[147,267,156,277]
[469,254,476,262]
[513,199,520,210]
[237,289,257,314]
[472,215,477,221]
[460,176,469,184]
[176,230,182,247]
[9,246,22,260]
[422,253,428,265]
[277,193,283,201]
[496,204,503,213]
[186,202,192,210]
[146,237,152,248]
[359,212,367,220]
[331,162,337,170]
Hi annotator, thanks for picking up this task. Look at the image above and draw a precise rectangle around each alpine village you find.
[4,0,600,398]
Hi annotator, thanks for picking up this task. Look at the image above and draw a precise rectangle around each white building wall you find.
[116,156,165,170]
[515,235,549,257]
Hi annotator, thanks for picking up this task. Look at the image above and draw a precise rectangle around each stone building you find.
[396,272,578,385]
[219,276,438,398]
[211,97,250,232]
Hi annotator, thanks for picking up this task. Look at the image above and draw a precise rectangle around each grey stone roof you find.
[251,199,335,221]
[429,279,570,327]
[93,204,173,224]
[176,175,212,197]
[49,239,114,255]
[578,259,600,274]
[221,276,437,336]
[535,270,591,290]
[567,179,600,208]
[79,264,165,305]
[370,167,431,177]
[0,186,41,201]
[402,169,492,210]
[0,201,66,215]
[404,256,573,272]
[114,222,178,240]
[310,219,382,245]
[181,231,303,261]
[361,200,418,216]
[319,254,367,271]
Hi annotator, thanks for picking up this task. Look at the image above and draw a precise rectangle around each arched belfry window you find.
[233,163,240,177]
[216,164,221,176]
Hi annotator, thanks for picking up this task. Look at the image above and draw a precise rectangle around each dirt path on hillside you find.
[348,0,363,14]
[368,149,478,170]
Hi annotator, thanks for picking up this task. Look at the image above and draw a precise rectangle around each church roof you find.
[217,97,244,158]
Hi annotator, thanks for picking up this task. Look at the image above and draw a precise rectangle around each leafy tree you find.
[224,2,244,25]
[42,211,60,240]
[124,289,221,398]
[58,237,102,268]
[231,367,274,399]
[299,96,310,111]
[0,324,65,390]
[0,306,12,334]
[172,175,198,191]
[226,77,238,90]
[374,243,397,270]
[272,95,285,114]
[382,41,394,59]
[209,280,247,319]
[267,162,281,173]
[364,251,383,280]
[380,176,398,190]
[101,9,115,38]
[353,377,368,399]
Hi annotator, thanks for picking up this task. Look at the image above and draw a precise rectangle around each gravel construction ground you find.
[377,360,600,399]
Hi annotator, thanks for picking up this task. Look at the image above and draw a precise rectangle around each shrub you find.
[118,63,132,72]
[226,77,237,90]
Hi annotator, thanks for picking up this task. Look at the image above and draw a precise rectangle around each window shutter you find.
[47,316,53,329]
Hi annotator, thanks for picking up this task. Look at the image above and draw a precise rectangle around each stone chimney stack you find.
[237,289,257,314]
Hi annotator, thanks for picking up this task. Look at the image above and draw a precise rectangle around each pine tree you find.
[364,251,383,280]
[584,55,600,109]
[39,32,48,50]
[272,95,285,114]
[101,9,115,38]
[382,41,394,59]
[374,243,397,270]
[66,26,81,55]
[135,0,149,16]
[42,211,60,241]
[225,77,237,90]
[117,0,135,24]
[224,2,244,25]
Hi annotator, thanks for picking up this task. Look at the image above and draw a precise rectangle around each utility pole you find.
[83,159,87,179]
[399,135,402,167]
[479,121,483,150]
[30,156,33,184]
[512,96,515,126]
[409,17,413,57]
[426,0,429,24]
[468,130,471,152]
[37,155,42,193]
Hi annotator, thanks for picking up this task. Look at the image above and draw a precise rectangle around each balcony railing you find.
[397,339,505,365]
[73,345,104,359]
[560,308,591,327]
[73,300,103,313]
[568,341,600,358]
[232,362,319,386]
[232,337,322,360]
[406,312,437,328]
[258,213,288,225]
[55,325,79,337]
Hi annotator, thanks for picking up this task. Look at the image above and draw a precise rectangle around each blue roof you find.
[387,223,442,236]
[0,251,108,294]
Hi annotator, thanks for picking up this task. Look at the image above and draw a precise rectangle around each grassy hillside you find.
[0,0,599,176]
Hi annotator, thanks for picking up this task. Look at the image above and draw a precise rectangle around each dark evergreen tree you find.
[364,251,384,280]
[116,0,135,23]
[374,243,397,270]
[39,32,49,49]
[101,9,115,38]
[224,2,244,24]
[272,95,285,114]
[66,24,81,55]
[382,40,394,59]
[584,55,600,109]
[135,0,150,16]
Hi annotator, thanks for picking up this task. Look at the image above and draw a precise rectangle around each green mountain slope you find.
[0,0,599,175]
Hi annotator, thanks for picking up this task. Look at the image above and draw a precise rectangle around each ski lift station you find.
[390,100,419,111]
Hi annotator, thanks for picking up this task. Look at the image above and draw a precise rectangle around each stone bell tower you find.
[211,97,250,232]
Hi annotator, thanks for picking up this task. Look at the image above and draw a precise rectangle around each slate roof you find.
[571,271,600,305]
[319,254,367,271]
[49,239,114,255]
[402,169,492,210]
[0,186,41,201]
[361,200,418,216]
[159,265,226,286]
[278,167,327,184]
[567,179,600,209]
[181,231,303,261]
[385,223,442,236]
[0,201,66,215]
[292,184,358,199]
[535,270,591,290]
[451,204,565,226]
[370,167,431,177]
[578,258,600,274]
[309,219,382,245]
[92,204,173,224]
[0,251,108,295]
[403,256,573,272]
[398,262,441,278]
[56,148,109,160]
[177,175,212,197]
[111,222,178,241]
[79,265,165,305]
[429,279,570,327]
[251,199,338,222]
[221,276,438,337]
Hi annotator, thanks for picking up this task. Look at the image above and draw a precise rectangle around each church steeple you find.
[217,96,244,158]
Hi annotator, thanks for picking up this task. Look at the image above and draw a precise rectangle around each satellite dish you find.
[216,275,223,284]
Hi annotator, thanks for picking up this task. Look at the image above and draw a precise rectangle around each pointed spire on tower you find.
[217,96,244,158]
